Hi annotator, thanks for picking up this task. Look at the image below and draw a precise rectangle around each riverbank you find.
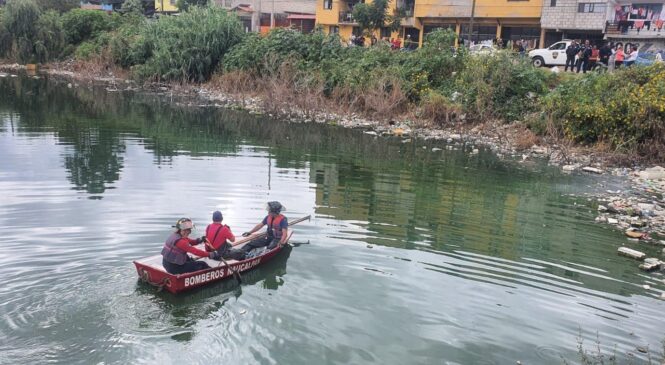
[3,61,665,264]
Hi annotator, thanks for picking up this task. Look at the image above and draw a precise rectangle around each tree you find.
[175,0,208,12]
[352,0,403,36]
[34,10,66,62]
[121,0,145,16]
[35,0,79,13]
[1,0,41,62]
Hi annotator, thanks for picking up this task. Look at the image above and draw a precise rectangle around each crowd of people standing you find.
[564,40,640,73]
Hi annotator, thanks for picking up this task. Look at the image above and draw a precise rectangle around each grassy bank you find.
[1,0,664,160]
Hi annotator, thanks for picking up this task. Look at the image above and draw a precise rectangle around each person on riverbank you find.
[162,218,215,274]
[614,46,625,68]
[625,46,638,67]
[565,40,579,72]
[589,45,599,71]
[518,39,527,58]
[599,43,612,66]
[241,201,289,254]
[204,211,245,260]
[577,40,591,73]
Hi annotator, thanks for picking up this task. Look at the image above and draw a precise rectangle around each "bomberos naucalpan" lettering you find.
[184,258,261,287]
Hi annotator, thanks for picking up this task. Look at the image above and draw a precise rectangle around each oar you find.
[205,237,242,284]
[231,215,311,247]
[219,255,242,284]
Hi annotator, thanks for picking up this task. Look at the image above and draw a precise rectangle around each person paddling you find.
[161,218,216,274]
[241,201,289,253]
[204,211,244,260]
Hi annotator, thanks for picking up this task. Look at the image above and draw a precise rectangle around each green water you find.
[0,74,663,364]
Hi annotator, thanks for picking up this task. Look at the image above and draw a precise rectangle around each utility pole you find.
[270,0,275,29]
[469,0,476,46]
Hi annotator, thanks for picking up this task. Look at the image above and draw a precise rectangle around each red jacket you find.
[162,232,208,265]
[176,237,209,257]
[205,223,235,251]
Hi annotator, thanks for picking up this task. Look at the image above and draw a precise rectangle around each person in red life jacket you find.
[241,201,289,253]
[161,218,216,274]
[204,211,244,260]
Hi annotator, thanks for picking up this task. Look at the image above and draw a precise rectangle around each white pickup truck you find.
[528,40,572,67]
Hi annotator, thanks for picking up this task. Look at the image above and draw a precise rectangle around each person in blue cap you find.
[204,211,244,260]
[241,201,289,253]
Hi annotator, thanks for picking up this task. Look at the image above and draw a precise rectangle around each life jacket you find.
[161,232,189,265]
[206,223,229,251]
[267,214,285,239]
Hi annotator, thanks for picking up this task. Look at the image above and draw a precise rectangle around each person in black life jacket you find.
[204,211,245,260]
[241,201,289,253]
[161,218,217,274]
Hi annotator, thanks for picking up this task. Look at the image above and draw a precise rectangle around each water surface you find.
[0,75,663,364]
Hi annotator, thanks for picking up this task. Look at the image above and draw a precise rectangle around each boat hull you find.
[133,245,283,294]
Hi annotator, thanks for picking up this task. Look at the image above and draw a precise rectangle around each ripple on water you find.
[1,79,663,365]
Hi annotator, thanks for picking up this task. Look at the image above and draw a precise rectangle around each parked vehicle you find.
[469,44,497,55]
[528,40,572,67]
[634,51,664,66]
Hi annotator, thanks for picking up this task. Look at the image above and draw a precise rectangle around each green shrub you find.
[130,6,244,82]
[455,52,554,122]
[224,28,344,75]
[74,41,98,59]
[0,0,66,63]
[34,10,66,62]
[409,29,462,91]
[62,9,114,45]
[36,0,79,13]
[542,64,665,154]
[0,0,41,62]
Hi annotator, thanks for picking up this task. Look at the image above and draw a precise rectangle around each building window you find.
[170,0,176,5]
[323,0,332,10]
[329,25,339,34]
[578,3,606,13]
[550,0,556,6]
[224,0,232,7]
[380,27,391,39]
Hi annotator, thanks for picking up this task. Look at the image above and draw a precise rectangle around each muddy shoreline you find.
[2,62,665,268]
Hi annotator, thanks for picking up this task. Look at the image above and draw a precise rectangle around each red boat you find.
[134,215,309,294]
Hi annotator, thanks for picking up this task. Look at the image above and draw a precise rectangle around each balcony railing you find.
[339,11,356,24]
[606,20,665,37]
[397,6,414,17]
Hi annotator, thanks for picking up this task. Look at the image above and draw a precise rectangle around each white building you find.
[540,0,665,50]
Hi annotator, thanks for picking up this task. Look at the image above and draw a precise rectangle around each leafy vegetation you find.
[352,0,403,35]
[61,9,117,45]
[127,6,244,82]
[176,0,208,12]
[0,0,45,63]
[541,63,665,156]
[35,0,79,13]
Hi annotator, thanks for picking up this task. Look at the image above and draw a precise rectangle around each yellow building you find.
[316,0,543,48]
[315,0,416,45]
[155,0,178,13]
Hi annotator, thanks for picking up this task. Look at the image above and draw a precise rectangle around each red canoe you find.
[133,215,310,294]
